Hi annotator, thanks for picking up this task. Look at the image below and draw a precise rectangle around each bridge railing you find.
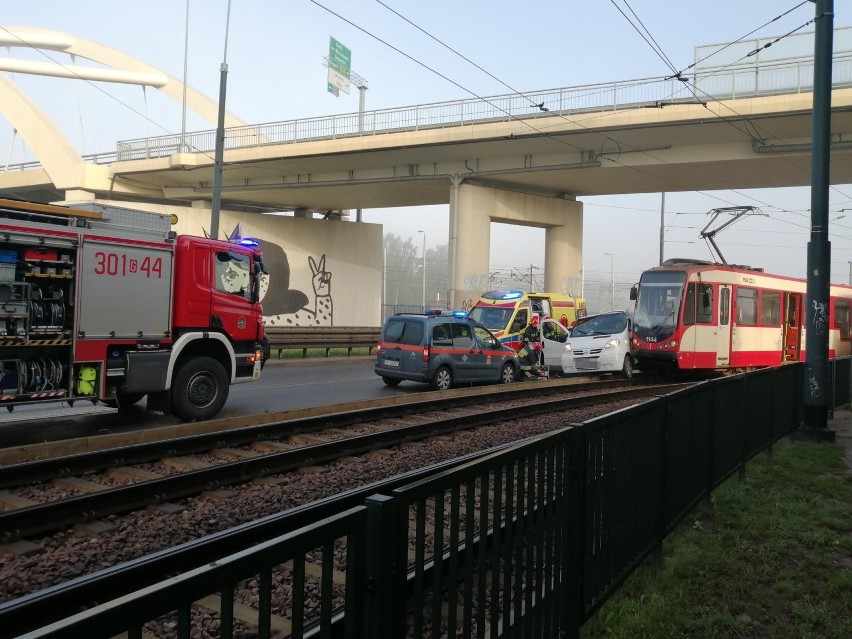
[113,54,852,162]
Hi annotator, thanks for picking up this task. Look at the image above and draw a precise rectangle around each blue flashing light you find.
[452,310,468,318]
[482,289,524,301]
[238,238,261,248]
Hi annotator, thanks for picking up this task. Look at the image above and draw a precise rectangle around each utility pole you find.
[659,192,666,265]
[180,0,190,153]
[418,230,426,311]
[605,252,614,311]
[801,0,835,441]
[210,0,232,241]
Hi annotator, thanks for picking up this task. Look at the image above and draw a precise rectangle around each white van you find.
[536,311,635,378]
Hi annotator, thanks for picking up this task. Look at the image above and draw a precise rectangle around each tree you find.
[382,233,450,311]
[383,233,421,307]
[424,242,448,308]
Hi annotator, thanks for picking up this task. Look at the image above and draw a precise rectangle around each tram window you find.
[736,287,758,325]
[835,299,851,340]
[720,288,730,325]
[697,283,713,323]
[761,291,781,326]
[683,284,696,325]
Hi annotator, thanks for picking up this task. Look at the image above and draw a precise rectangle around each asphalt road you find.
[0,356,422,447]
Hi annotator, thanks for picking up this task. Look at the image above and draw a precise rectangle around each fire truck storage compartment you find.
[77,240,173,339]
[0,358,67,395]
[0,282,29,337]
[123,351,170,394]
[0,250,15,281]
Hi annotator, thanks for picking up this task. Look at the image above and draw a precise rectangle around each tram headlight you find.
[659,340,678,349]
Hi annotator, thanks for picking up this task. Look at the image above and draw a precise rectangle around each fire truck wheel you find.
[104,391,145,411]
[171,357,229,421]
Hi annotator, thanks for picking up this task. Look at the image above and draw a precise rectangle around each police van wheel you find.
[431,366,453,391]
[382,376,401,387]
[622,355,634,379]
[171,357,229,421]
[500,363,516,384]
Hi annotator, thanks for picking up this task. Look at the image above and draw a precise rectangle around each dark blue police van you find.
[374,312,520,390]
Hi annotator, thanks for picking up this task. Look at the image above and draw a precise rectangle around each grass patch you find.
[581,438,852,639]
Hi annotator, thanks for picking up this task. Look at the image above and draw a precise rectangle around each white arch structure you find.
[0,26,246,193]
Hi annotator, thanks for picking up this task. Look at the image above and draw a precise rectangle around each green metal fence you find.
[18,361,850,639]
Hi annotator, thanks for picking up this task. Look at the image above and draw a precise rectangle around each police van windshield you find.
[468,306,513,331]
[633,271,686,331]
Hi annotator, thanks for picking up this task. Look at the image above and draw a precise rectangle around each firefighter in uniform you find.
[518,314,546,378]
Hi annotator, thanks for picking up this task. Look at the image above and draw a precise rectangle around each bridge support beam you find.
[448,182,583,308]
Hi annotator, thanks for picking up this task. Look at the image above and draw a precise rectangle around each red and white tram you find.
[630,259,852,372]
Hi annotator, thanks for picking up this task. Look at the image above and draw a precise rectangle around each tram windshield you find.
[633,271,687,335]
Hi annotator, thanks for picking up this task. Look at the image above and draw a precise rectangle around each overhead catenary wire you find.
[3,2,850,243]
[607,2,852,230]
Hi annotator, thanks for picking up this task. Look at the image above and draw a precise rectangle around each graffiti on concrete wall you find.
[227,225,335,327]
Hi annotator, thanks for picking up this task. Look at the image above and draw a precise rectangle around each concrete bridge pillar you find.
[448,182,583,309]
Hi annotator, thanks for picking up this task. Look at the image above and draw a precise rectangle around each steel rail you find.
[0,384,685,542]
[0,378,642,488]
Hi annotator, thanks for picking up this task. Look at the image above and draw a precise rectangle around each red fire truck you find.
[0,198,267,421]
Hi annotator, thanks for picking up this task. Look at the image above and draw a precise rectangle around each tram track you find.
[0,379,686,542]
[0,377,695,636]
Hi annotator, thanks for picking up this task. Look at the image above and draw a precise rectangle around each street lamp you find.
[604,252,614,311]
[418,230,426,311]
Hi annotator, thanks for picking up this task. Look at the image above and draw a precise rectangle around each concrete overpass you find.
[2,26,852,305]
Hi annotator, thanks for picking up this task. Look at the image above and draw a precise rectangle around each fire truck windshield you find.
[215,251,252,300]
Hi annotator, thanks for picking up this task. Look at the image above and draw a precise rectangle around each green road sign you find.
[327,36,351,95]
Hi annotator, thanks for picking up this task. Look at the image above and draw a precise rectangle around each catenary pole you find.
[801,0,835,441]
[210,0,232,241]
[180,0,190,153]
[659,192,666,265]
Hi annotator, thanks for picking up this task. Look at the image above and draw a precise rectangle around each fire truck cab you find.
[0,198,267,421]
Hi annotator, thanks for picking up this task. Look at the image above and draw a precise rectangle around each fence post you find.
[364,494,405,639]
[558,426,584,638]
[650,398,669,573]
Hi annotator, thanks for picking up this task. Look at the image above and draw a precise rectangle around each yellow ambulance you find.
[467,289,587,350]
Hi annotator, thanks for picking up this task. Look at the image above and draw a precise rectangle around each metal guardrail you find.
[14,360,851,638]
[265,326,380,358]
[111,54,852,162]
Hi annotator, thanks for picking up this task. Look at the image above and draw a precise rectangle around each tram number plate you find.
[384,359,400,367]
